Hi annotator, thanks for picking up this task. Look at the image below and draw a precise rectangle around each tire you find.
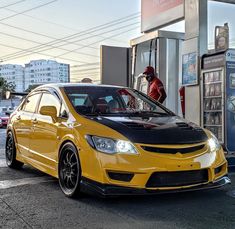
[5,132,24,169]
[58,142,81,198]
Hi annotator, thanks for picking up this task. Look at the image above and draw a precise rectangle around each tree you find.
[25,84,42,93]
[0,77,4,87]
[0,77,16,99]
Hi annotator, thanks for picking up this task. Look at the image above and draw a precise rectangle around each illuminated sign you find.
[141,0,184,32]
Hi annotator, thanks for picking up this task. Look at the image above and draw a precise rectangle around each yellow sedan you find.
[5,84,230,197]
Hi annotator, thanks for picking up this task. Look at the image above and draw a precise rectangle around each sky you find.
[0,0,142,82]
[0,0,235,82]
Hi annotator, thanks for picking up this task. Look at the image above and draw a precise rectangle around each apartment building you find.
[0,60,70,92]
[0,64,24,91]
[24,60,70,90]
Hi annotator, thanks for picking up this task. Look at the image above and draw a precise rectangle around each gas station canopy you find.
[141,0,235,33]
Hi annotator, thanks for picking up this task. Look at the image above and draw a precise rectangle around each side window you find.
[38,93,61,116]
[22,93,41,113]
[69,94,89,106]
[69,94,92,107]
[60,103,68,118]
[74,96,87,106]
[97,96,116,104]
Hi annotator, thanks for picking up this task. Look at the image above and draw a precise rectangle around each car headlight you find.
[86,135,138,155]
[208,134,221,152]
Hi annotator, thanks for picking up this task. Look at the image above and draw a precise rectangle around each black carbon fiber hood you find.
[89,115,208,144]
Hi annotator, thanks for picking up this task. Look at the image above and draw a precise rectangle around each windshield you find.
[64,86,174,116]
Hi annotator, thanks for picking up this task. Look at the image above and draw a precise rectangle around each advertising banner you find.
[141,0,184,32]
[215,23,229,52]
[182,52,197,86]
[202,54,225,70]
[226,49,235,152]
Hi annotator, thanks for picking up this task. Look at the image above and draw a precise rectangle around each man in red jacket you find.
[143,66,167,104]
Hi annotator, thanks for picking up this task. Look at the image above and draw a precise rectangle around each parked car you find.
[0,107,8,113]
[0,106,16,114]
[5,83,230,197]
[0,113,9,128]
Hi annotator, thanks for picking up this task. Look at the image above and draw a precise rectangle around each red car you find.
[0,113,9,128]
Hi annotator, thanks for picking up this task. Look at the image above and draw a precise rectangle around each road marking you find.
[0,176,55,190]
[0,159,7,167]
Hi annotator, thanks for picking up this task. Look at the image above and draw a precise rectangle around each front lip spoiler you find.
[80,176,231,197]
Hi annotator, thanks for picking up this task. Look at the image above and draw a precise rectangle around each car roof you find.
[35,83,128,91]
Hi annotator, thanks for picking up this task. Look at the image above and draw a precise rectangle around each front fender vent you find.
[107,172,134,182]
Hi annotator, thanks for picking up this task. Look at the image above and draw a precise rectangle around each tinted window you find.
[65,86,172,116]
[69,93,92,106]
[38,93,61,116]
[22,93,41,113]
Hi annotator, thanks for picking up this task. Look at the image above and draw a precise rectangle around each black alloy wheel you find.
[5,132,24,169]
[58,142,81,197]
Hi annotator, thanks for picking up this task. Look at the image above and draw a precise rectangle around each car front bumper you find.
[80,176,231,197]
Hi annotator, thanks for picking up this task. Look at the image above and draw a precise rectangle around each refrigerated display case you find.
[201,49,235,153]
[202,69,224,143]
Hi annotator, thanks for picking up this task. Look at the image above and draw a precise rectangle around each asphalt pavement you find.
[0,128,6,155]
[0,128,234,229]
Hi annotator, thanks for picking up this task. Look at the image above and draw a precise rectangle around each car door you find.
[13,93,42,157]
[29,91,64,170]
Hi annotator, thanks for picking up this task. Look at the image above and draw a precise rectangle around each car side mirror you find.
[5,91,28,100]
[39,106,57,122]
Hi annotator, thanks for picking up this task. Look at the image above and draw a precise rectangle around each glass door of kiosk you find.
[201,49,235,153]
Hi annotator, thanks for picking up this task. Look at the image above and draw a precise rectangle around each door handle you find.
[31,118,38,124]
[16,115,21,120]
